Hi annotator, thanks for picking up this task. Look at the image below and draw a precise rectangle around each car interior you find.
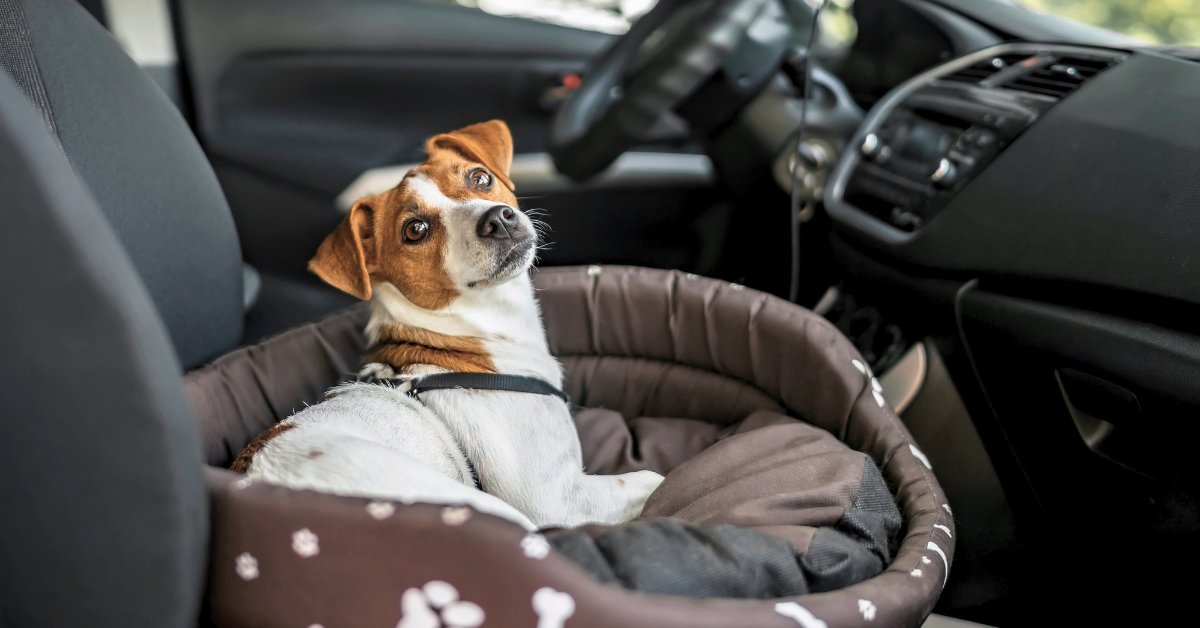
[2,0,1199,626]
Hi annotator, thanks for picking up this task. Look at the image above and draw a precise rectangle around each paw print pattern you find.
[532,588,575,628]
[928,541,950,587]
[367,501,396,520]
[521,533,551,559]
[235,552,259,581]
[857,599,877,621]
[292,528,319,558]
[397,581,484,628]
[851,359,889,408]
[909,444,933,470]
[851,359,871,376]
[440,506,472,526]
[774,602,828,628]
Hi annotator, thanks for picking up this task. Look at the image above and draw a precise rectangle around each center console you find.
[827,44,1125,240]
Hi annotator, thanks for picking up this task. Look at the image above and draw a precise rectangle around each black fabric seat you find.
[0,1,250,624]
[2,0,243,369]
[0,71,206,628]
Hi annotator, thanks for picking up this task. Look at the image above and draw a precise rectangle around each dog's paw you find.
[620,470,665,519]
[359,362,397,380]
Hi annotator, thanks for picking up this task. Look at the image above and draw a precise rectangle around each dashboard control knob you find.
[860,133,881,158]
[931,158,959,186]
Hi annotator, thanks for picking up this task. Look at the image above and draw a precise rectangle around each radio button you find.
[861,133,882,158]
[931,158,960,187]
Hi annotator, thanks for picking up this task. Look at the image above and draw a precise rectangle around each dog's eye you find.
[468,168,493,189]
[402,219,429,243]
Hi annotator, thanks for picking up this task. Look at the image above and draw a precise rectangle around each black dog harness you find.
[358,372,571,490]
[381,372,571,404]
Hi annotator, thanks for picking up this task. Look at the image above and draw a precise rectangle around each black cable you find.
[788,0,828,303]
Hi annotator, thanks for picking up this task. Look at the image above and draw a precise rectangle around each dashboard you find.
[816,35,1200,618]
[825,43,1200,309]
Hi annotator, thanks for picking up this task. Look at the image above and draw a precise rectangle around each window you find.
[454,0,658,34]
[1019,0,1200,46]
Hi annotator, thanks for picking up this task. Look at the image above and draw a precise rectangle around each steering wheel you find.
[550,0,799,180]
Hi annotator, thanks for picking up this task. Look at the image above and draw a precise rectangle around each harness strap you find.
[361,372,571,405]
[405,372,570,404]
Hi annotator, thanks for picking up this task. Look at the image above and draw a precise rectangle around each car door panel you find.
[174,0,731,290]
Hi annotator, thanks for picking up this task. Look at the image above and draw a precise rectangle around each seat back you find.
[4,0,243,368]
[0,72,205,628]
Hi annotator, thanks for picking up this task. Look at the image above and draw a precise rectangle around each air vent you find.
[1003,55,1118,99]
[941,53,1032,84]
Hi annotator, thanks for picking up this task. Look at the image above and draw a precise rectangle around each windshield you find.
[1019,0,1200,45]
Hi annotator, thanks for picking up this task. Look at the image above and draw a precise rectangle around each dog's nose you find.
[477,205,519,239]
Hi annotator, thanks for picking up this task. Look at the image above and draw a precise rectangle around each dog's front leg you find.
[564,470,665,526]
[434,394,665,528]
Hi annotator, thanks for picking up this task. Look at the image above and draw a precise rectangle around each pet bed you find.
[189,266,954,627]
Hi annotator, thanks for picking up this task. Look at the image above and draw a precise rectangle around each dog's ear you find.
[308,199,375,300]
[427,119,515,190]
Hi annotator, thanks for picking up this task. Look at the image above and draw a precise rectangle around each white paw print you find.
[909,443,933,469]
[440,506,472,526]
[235,552,259,581]
[521,533,551,559]
[922,556,932,565]
[532,588,575,628]
[910,568,923,577]
[774,602,828,628]
[292,528,319,558]
[943,503,953,515]
[367,501,397,520]
[397,581,484,628]
[586,265,602,276]
[857,599,877,621]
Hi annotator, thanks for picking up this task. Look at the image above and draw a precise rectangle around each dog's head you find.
[309,120,536,309]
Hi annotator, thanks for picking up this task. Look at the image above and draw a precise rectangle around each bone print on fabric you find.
[396,581,484,628]
[858,599,877,621]
[532,588,575,628]
[774,602,828,628]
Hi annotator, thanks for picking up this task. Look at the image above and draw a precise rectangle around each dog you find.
[231,120,664,530]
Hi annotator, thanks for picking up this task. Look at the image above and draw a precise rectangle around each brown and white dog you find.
[232,120,664,529]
